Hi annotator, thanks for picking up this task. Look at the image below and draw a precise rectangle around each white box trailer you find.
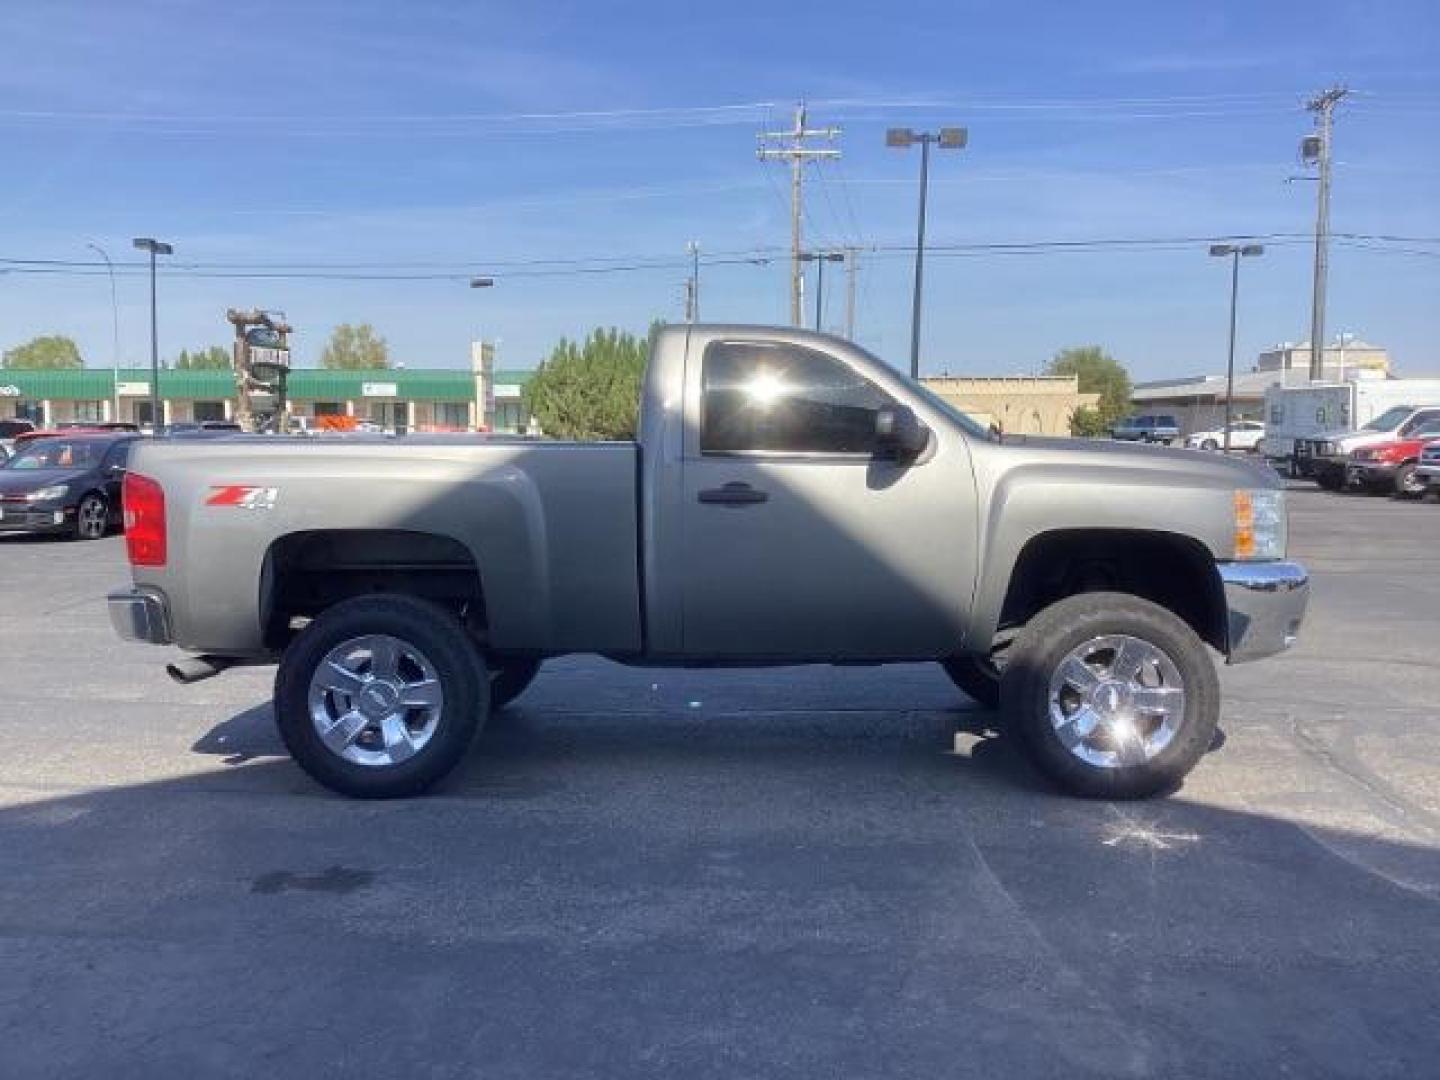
[1262,378,1440,465]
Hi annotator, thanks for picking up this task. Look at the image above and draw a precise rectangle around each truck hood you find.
[1328,430,1393,451]
[986,433,1278,488]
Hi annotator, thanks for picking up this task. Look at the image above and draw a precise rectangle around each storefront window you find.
[193,401,227,423]
[434,403,469,429]
[312,402,343,417]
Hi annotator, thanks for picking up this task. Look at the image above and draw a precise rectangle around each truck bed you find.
[127,436,642,656]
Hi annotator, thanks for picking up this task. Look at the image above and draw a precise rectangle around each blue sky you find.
[0,0,1437,380]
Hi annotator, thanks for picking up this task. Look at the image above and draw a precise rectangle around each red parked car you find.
[1346,417,1440,497]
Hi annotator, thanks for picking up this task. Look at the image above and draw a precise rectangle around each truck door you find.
[678,337,976,659]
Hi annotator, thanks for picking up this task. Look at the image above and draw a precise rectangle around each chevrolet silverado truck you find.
[108,325,1309,800]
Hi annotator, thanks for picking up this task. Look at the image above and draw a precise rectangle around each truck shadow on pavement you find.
[2,699,1437,1079]
[190,693,1046,797]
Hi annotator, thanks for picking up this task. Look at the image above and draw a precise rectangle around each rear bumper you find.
[107,587,173,645]
[1218,561,1310,664]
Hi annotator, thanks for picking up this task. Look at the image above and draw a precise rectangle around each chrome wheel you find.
[1047,634,1186,769]
[77,495,107,539]
[307,634,444,768]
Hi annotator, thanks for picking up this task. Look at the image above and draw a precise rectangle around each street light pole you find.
[1209,243,1264,452]
[87,242,120,423]
[132,238,172,433]
[887,126,967,379]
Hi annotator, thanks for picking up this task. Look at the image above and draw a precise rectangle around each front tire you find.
[1000,592,1219,799]
[74,493,108,540]
[275,594,487,798]
[1393,463,1422,498]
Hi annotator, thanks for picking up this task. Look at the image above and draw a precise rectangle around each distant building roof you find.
[1132,371,1289,403]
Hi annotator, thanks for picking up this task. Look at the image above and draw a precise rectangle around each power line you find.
[0,232,1429,282]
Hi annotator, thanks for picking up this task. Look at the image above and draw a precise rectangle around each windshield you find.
[2,440,100,470]
[842,340,996,440]
[904,378,998,440]
[1363,406,1413,432]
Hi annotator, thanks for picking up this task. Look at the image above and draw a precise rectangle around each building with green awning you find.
[0,363,534,433]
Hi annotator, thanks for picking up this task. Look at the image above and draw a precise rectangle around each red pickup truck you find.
[1346,417,1440,496]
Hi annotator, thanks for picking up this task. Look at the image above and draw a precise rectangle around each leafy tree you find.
[1045,345,1133,437]
[2,334,82,370]
[173,345,232,370]
[522,325,657,440]
[321,323,390,370]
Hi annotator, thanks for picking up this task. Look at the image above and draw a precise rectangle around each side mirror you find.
[875,406,931,462]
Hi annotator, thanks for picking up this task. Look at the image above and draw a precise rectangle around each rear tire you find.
[1000,592,1219,799]
[275,594,487,798]
[942,656,1001,710]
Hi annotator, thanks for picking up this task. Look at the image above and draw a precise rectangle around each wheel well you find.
[995,529,1226,653]
[262,530,485,650]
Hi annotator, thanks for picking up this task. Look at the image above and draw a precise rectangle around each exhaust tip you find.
[166,656,234,685]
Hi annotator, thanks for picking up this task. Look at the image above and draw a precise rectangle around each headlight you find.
[29,484,69,501]
[1234,489,1286,560]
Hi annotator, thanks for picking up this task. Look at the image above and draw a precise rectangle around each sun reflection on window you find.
[741,369,789,409]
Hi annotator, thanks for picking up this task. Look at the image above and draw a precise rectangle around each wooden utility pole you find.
[1303,85,1348,382]
[757,103,840,326]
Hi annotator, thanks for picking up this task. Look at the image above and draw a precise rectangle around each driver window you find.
[700,340,895,455]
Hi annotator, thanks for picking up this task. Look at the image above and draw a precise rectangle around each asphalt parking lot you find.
[1,486,1436,1079]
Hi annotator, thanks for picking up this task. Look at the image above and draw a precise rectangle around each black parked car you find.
[0,433,138,540]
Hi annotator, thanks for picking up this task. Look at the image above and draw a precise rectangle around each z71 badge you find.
[206,486,279,510]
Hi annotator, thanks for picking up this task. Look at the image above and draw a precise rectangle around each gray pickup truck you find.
[109,325,1309,800]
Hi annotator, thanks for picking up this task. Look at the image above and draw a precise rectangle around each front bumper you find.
[1346,461,1397,486]
[107,587,173,645]
[1218,561,1309,664]
[0,503,73,533]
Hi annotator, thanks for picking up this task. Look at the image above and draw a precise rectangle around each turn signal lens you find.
[1234,489,1285,561]
[123,472,167,566]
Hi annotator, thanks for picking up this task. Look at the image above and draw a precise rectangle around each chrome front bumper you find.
[107,587,173,645]
[1218,561,1309,664]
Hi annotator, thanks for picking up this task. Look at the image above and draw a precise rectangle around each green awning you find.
[0,366,533,402]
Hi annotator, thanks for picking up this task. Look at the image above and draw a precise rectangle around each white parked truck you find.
[1261,378,1440,486]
